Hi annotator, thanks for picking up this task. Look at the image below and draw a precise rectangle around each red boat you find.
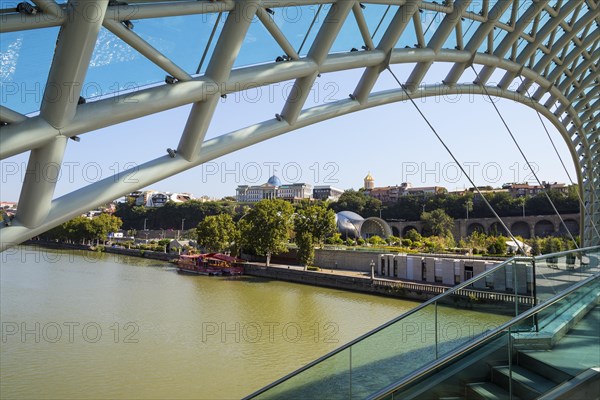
[177,253,245,276]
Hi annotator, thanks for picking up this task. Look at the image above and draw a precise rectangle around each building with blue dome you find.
[266,175,282,187]
[236,175,312,203]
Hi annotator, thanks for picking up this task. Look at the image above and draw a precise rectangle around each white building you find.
[128,190,194,207]
[236,176,312,203]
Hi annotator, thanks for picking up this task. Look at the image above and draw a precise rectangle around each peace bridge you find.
[0,0,598,398]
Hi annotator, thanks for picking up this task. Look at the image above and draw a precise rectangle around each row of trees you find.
[331,188,579,220]
[115,200,237,231]
[41,214,123,245]
[196,199,336,266]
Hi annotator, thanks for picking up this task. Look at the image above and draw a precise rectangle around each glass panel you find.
[83,27,164,101]
[440,25,458,49]
[422,10,442,44]
[330,9,365,54]
[273,4,331,57]
[0,27,60,114]
[134,14,223,75]
[368,5,399,45]
[235,15,286,68]
[391,333,511,399]
[462,18,479,45]
[349,304,436,399]
[362,4,395,42]
[253,348,351,400]
[535,248,600,303]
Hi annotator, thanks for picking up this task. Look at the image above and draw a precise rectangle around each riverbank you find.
[23,240,174,262]
[21,241,513,306]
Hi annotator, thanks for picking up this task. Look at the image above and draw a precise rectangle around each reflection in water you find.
[1,247,425,399]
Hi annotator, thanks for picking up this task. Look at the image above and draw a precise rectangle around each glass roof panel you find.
[0,27,59,115]
[441,25,458,49]
[361,3,394,42]
[395,10,418,48]
[462,18,479,45]
[269,4,331,57]
[234,15,286,68]
[83,27,164,101]
[422,10,441,44]
[370,5,400,45]
[330,10,365,53]
[135,13,224,75]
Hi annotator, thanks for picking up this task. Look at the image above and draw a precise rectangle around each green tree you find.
[295,231,314,267]
[542,237,563,254]
[487,236,508,255]
[368,235,386,246]
[294,203,336,247]
[89,214,122,244]
[325,232,344,245]
[196,213,239,253]
[293,203,336,266]
[404,229,422,242]
[239,199,294,266]
[387,235,401,246]
[421,209,454,237]
[329,189,382,217]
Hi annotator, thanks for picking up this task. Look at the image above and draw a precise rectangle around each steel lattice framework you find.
[0,0,598,250]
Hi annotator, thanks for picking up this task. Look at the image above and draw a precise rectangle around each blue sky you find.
[1,67,577,203]
[0,4,578,202]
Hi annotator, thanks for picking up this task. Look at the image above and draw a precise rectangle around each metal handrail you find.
[534,245,599,261]
[244,246,599,399]
[369,271,600,400]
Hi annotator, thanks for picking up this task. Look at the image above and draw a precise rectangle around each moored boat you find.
[176,253,245,276]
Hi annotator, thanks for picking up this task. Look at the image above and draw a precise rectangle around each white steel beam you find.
[0,106,27,124]
[353,1,420,103]
[405,0,472,91]
[176,0,260,161]
[16,0,108,229]
[475,0,549,85]
[280,0,354,124]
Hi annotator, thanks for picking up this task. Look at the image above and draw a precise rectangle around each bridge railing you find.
[244,246,600,400]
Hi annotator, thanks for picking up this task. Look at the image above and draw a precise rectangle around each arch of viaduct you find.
[388,213,580,239]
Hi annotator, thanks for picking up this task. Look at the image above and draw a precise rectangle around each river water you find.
[1,247,428,399]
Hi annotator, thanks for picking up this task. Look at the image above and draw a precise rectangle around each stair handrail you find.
[368,270,600,400]
[245,245,599,399]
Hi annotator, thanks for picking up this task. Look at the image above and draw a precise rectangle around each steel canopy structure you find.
[0,0,598,250]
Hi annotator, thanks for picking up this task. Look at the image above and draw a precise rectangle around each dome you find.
[266,175,282,186]
[336,211,364,239]
[336,211,364,223]
[364,172,374,181]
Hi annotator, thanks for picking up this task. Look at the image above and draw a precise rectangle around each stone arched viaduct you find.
[387,214,580,239]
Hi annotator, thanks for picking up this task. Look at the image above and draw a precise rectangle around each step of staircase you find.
[491,365,556,400]
[516,351,573,384]
[465,382,519,400]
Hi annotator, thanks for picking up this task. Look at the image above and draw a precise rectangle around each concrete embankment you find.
[244,264,441,302]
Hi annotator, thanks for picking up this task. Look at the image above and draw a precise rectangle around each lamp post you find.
[370,260,375,280]
[179,218,185,239]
